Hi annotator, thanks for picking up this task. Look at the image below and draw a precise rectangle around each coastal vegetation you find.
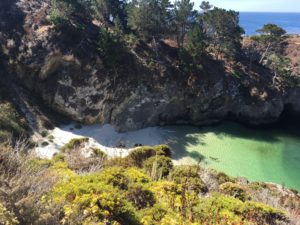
[1,142,298,225]
[0,0,300,224]
[0,87,27,141]
[245,24,300,87]
[47,0,300,90]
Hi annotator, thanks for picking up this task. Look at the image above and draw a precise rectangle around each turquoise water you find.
[162,122,300,191]
[240,12,300,35]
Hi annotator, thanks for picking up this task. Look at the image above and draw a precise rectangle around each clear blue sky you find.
[192,0,300,12]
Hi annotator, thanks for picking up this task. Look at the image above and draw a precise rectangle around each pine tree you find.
[127,0,172,41]
[173,0,196,48]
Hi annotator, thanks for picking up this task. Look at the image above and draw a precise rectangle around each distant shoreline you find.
[239,11,300,14]
[243,34,300,37]
[239,12,300,36]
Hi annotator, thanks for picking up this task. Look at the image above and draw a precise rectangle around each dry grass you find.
[243,36,300,75]
[0,139,61,224]
[285,36,300,75]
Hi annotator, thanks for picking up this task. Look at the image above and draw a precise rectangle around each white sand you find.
[35,124,174,159]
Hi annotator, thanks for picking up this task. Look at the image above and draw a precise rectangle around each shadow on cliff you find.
[0,0,25,32]
[0,0,25,77]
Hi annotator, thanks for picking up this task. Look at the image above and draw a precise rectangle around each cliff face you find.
[0,0,299,131]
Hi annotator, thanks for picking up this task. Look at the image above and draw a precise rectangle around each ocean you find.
[239,12,300,36]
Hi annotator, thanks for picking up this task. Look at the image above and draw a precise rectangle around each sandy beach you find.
[35,124,172,158]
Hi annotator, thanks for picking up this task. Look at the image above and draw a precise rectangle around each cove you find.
[39,121,300,191]
[162,122,300,191]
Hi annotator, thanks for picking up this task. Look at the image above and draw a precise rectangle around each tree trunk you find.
[259,42,271,64]
[153,36,159,61]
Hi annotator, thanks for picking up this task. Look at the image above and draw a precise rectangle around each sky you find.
[192,0,300,13]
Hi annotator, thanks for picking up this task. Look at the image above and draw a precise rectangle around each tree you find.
[202,7,244,59]
[127,0,172,41]
[251,24,287,64]
[200,1,213,12]
[49,0,76,25]
[91,0,128,28]
[267,54,294,87]
[49,0,88,26]
[257,23,286,37]
[250,24,298,88]
[186,25,207,60]
[173,0,196,48]
[97,27,127,86]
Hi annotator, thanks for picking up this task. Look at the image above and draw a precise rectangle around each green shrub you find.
[0,130,10,142]
[0,102,27,140]
[48,174,140,225]
[0,202,19,225]
[195,193,287,224]
[143,156,173,180]
[41,141,49,147]
[103,169,129,190]
[231,70,241,79]
[138,204,167,224]
[220,182,249,201]
[98,27,127,67]
[60,137,89,152]
[171,166,207,193]
[124,33,139,47]
[91,147,107,158]
[49,0,74,26]
[47,135,55,141]
[41,130,49,138]
[243,201,287,224]
[127,145,172,167]
[29,158,54,172]
[149,166,208,219]
[52,154,66,163]
[153,145,172,157]
[249,182,268,191]
[290,188,299,195]
[126,184,156,209]
[29,154,69,173]
[151,181,181,210]
[98,167,150,190]
[215,171,236,184]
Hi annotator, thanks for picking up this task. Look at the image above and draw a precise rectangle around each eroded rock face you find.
[284,88,300,115]
[1,0,299,131]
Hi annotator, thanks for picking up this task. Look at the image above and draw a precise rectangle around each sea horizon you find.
[239,11,300,13]
[239,12,300,35]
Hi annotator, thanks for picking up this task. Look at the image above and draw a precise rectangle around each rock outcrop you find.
[1,0,299,131]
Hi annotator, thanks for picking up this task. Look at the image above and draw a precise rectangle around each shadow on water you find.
[210,122,282,143]
[161,126,208,163]
[281,142,300,184]
[161,120,300,166]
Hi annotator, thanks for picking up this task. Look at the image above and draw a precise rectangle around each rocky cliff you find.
[1,0,299,131]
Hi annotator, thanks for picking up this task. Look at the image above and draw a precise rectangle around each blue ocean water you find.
[239,12,300,36]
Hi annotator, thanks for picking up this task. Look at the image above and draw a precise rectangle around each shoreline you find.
[35,123,169,159]
[34,121,300,191]
[243,34,300,38]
